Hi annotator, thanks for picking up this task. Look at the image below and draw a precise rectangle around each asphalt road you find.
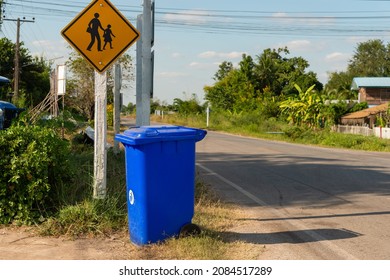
[195,130,390,260]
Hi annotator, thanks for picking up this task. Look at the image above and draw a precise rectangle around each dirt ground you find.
[0,207,320,260]
[0,225,141,260]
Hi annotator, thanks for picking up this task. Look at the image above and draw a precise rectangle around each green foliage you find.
[255,48,323,96]
[205,68,259,111]
[351,102,369,112]
[121,102,136,115]
[38,149,128,237]
[107,103,113,126]
[41,197,127,237]
[204,48,322,113]
[326,39,390,93]
[319,133,389,151]
[325,72,355,95]
[279,84,326,127]
[65,51,95,120]
[173,94,204,116]
[348,39,390,77]
[65,50,134,121]
[0,38,50,107]
[0,125,71,224]
[214,61,233,81]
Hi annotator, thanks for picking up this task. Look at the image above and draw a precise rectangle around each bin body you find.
[115,126,207,245]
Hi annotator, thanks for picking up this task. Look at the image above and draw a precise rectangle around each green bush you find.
[107,104,114,127]
[0,125,71,224]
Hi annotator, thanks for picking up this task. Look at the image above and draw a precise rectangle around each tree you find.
[326,39,390,93]
[205,68,257,112]
[121,102,135,115]
[205,47,322,112]
[21,56,51,108]
[254,47,322,96]
[0,38,15,80]
[65,51,95,120]
[214,61,233,81]
[348,39,389,77]
[173,93,204,115]
[65,50,134,120]
[255,48,280,92]
[0,38,50,107]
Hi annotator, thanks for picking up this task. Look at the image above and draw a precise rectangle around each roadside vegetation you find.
[1,38,390,259]
[0,114,254,259]
[152,39,390,152]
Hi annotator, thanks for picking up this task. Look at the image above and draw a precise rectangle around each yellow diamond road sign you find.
[61,0,140,73]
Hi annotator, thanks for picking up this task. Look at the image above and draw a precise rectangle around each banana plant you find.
[280,83,325,127]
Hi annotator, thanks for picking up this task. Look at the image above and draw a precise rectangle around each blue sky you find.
[2,0,390,105]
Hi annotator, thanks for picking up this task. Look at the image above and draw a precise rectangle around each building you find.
[351,77,390,107]
[340,102,389,128]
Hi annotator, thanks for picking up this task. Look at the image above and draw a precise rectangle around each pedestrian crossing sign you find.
[61,0,140,73]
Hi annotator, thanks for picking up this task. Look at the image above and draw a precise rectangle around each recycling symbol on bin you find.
[128,189,135,205]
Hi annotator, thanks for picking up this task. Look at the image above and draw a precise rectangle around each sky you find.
[2,0,390,105]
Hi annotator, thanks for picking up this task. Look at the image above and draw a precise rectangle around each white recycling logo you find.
[128,189,135,205]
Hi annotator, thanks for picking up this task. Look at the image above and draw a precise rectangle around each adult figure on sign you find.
[87,13,104,52]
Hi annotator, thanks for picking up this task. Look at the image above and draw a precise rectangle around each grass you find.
[37,152,252,259]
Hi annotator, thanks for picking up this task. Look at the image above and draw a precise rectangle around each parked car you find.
[0,75,10,86]
[0,101,25,130]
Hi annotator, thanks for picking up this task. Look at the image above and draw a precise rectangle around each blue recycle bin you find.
[115,125,207,245]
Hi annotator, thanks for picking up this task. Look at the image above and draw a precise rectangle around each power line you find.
[3,1,390,46]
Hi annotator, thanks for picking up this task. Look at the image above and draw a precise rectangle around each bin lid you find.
[115,125,207,146]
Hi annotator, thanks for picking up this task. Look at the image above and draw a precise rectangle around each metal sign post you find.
[113,63,122,154]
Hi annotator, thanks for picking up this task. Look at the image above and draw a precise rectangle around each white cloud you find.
[171,52,183,59]
[272,12,288,18]
[188,61,219,70]
[276,39,329,53]
[163,10,208,24]
[158,72,188,78]
[323,52,351,73]
[189,62,213,69]
[273,12,335,25]
[198,51,245,59]
[285,40,312,51]
[325,52,350,62]
[29,39,68,61]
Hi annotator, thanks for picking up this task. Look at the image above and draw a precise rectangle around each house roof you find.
[341,102,389,120]
[351,77,390,90]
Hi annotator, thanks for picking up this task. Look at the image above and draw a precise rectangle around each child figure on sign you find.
[103,24,115,50]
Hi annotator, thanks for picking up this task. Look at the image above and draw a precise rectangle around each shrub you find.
[0,125,71,224]
[107,103,114,127]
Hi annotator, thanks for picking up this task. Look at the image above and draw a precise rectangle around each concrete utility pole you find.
[113,63,122,154]
[136,0,153,126]
[93,71,108,199]
[136,14,143,126]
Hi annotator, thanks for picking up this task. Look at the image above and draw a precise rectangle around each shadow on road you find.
[256,211,390,222]
[196,152,390,208]
[223,228,361,245]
